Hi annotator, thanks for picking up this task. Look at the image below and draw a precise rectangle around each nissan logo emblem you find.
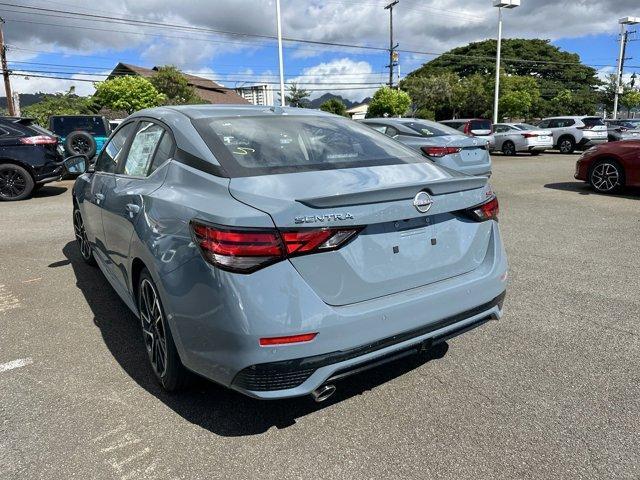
[413,191,433,213]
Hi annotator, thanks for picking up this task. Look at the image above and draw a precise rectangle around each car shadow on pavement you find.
[58,241,450,437]
[544,182,640,199]
[33,185,68,198]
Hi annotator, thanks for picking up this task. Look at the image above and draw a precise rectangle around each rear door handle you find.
[125,203,141,218]
[94,193,104,204]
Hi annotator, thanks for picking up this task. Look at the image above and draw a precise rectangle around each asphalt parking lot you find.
[1,153,639,479]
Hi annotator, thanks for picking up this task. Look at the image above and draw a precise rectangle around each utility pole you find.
[614,17,640,119]
[384,1,399,88]
[0,18,16,116]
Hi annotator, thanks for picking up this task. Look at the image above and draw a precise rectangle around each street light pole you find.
[492,6,503,124]
[492,1,520,124]
[385,1,399,88]
[613,17,639,119]
[0,18,15,116]
[275,0,286,107]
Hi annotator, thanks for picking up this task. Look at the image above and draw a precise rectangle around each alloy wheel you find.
[73,210,92,260]
[140,279,168,379]
[71,137,91,155]
[0,168,27,199]
[559,139,573,153]
[591,163,620,192]
[502,142,516,156]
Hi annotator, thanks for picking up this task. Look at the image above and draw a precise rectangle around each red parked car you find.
[575,140,640,193]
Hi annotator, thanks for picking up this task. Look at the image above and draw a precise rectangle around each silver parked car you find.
[536,116,607,154]
[604,119,640,142]
[65,105,508,401]
[493,123,553,155]
[439,118,495,151]
[362,118,491,176]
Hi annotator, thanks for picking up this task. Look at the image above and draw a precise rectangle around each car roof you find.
[132,104,336,121]
[541,116,601,120]
[440,118,488,122]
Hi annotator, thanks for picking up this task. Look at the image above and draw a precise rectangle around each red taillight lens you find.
[19,135,58,145]
[421,146,461,157]
[463,196,499,222]
[463,122,471,135]
[521,133,538,138]
[259,333,318,346]
[191,222,361,273]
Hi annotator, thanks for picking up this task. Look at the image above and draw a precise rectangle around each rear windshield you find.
[403,121,462,137]
[582,117,604,128]
[50,116,108,137]
[469,119,492,131]
[194,115,426,176]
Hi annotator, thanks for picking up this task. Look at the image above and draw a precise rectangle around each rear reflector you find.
[463,196,499,222]
[259,333,318,346]
[19,135,58,145]
[191,221,361,273]
[421,146,461,157]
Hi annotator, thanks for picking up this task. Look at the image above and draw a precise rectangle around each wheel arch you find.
[0,157,37,181]
[130,257,148,308]
[556,134,575,146]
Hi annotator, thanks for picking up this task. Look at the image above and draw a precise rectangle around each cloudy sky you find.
[3,0,640,101]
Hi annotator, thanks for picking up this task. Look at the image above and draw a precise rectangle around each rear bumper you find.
[232,291,505,398]
[578,137,607,149]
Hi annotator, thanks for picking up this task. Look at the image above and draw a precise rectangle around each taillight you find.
[521,133,538,138]
[421,146,461,157]
[463,122,471,135]
[462,196,499,222]
[191,221,361,273]
[19,135,58,145]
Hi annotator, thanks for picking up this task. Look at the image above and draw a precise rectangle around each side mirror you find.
[64,154,88,174]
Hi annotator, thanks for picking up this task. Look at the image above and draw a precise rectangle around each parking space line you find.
[0,284,21,313]
[0,357,33,373]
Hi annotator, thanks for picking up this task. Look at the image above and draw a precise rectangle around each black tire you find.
[530,151,541,156]
[65,131,97,158]
[558,136,575,154]
[73,207,96,265]
[588,159,625,194]
[501,141,516,156]
[0,163,34,201]
[138,268,188,391]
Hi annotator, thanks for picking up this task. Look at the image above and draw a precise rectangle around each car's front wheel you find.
[138,268,188,391]
[73,207,96,265]
[589,159,625,194]
[0,164,34,201]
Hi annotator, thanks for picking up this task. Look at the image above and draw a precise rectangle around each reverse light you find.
[421,146,461,157]
[191,221,361,273]
[19,135,58,145]
[463,196,499,222]
[259,333,318,346]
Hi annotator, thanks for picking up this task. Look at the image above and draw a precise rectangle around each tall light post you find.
[613,16,639,119]
[492,0,520,124]
[275,0,286,107]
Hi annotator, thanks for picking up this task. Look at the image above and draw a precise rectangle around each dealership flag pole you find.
[276,0,286,107]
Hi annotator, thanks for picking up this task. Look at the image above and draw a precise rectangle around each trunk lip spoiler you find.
[296,176,488,208]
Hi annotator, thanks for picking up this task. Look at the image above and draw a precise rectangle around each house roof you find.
[108,63,249,105]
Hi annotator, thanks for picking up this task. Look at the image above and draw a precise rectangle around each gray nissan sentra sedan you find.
[65,105,508,402]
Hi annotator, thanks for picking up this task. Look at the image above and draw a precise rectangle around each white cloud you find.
[287,58,383,101]
[12,72,108,97]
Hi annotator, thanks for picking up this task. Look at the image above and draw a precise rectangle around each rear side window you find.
[149,131,175,174]
[469,119,492,131]
[194,115,424,176]
[120,122,164,176]
[582,117,604,128]
[551,119,575,128]
[95,123,134,173]
[404,121,461,137]
[441,121,463,129]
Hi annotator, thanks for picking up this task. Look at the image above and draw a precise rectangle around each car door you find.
[100,120,174,292]
[82,122,136,262]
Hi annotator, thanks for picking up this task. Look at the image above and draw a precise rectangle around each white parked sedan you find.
[493,123,553,156]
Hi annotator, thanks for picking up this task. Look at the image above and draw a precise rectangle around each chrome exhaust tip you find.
[311,384,336,403]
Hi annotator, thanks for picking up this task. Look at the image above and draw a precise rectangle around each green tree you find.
[319,98,347,116]
[367,87,411,118]
[405,38,601,117]
[498,75,540,120]
[280,82,310,107]
[22,88,97,127]
[620,89,640,117]
[402,72,459,119]
[149,65,202,105]
[93,76,165,114]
